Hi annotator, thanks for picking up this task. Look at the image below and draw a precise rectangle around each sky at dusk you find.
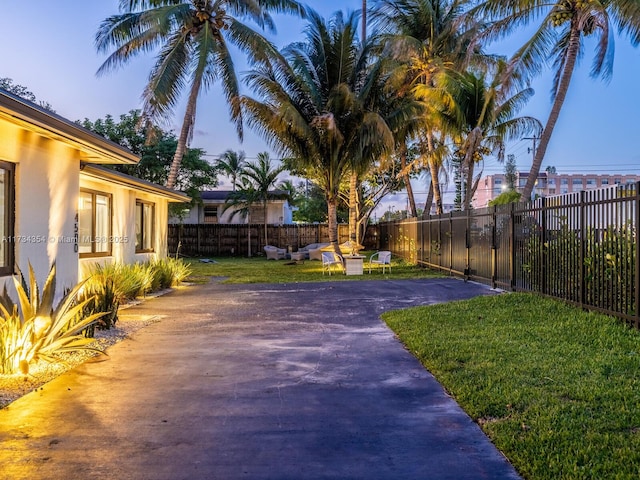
[1,0,640,208]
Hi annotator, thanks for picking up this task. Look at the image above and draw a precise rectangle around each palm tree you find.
[240,8,395,253]
[95,0,305,189]
[470,0,640,199]
[449,66,541,209]
[223,177,259,257]
[217,149,246,191]
[241,152,285,247]
[371,0,485,214]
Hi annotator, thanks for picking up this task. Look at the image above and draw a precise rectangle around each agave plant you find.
[0,263,106,375]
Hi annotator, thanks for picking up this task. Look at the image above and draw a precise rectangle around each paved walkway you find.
[0,278,521,480]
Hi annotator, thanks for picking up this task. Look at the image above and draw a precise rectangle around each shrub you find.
[0,263,106,375]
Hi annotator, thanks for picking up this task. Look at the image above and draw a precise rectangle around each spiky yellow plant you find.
[0,263,106,375]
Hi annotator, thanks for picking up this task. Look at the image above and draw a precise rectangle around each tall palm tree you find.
[241,8,395,253]
[217,149,246,191]
[439,62,542,210]
[470,0,640,199]
[241,152,285,247]
[371,0,485,214]
[95,0,305,189]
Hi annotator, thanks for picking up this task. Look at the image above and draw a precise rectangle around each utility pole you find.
[523,136,539,200]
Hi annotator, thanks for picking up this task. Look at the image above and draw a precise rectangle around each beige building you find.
[473,172,640,208]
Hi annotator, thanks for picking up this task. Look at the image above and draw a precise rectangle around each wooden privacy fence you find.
[168,223,380,258]
[378,183,640,327]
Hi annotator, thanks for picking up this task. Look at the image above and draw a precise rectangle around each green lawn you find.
[382,293,640,480]
[184,252,440,284]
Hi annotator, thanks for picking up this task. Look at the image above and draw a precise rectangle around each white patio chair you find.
[322,251,344,275]
[368,251,392,273]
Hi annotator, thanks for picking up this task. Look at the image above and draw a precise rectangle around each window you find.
[548,179,555,186]
[561,178,569,185]
[135,200,155,253]
[78,190,111,257]
[601,178,609,185]
[615,178,622,185]
[0,161,14,276]
[586,178,596,189]
[203,205,218,224]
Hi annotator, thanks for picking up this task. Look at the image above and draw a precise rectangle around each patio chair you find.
[264,245,286,260]
[322,251,344,275]
[368,251,392,273]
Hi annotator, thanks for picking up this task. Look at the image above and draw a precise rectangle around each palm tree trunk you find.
[327,196,340,254]
[522,25,581,200]
[263,200,268,249]
[361,0,367,42]
[423,180,434,218]
[167,75,202,189]
[400,145,417,217]
[427,132,443,215]
[349,170,358,246]
[247,212,252,258]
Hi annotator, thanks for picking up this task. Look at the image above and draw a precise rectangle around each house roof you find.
[0,89,139,165]
[81,165,191,203]
[201,190,288,201]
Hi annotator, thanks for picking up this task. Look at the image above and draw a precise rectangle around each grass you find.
[382,293,640,480]
[183,251,440,284]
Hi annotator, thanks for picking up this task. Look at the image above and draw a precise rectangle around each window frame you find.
[0,161,15,276]
[78,188,112,258]
[135,199,155,253]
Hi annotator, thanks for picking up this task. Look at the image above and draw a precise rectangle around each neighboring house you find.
[0,89,189,292]
[473,172,640,208]
[171,190,294,225]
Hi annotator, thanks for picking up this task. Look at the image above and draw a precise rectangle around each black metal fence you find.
[379,183,640,327]
[168,223,380,257]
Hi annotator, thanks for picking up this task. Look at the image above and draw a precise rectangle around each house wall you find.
[78,175,171,279]
[0,119,80,292]
[171,199,292,224]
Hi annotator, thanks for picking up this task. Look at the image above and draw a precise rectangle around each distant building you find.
[473,172,640,208]
[171,190,294,225]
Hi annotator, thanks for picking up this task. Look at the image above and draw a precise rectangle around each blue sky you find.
[1,0,639,205]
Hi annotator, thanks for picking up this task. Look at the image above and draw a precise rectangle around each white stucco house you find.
[0,89,190,292]
[171,190,294,225]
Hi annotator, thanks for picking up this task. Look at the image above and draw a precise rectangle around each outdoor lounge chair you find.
[264,245,286,260]
[322,251,344,275]
[368,251,392,273]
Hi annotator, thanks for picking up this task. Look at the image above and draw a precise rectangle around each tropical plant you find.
[0,264,106,375]
[241,8,395,253]
[371,0,485,214]
[150,257,192,289]
[469,0,640,199]
[439,61,542,210]
[95,0,305,189]
[241,152,285,247]
[216,149,246,191]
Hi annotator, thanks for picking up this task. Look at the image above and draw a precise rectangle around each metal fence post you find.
[635,182,640,328]
[541,197,547,295]
[580,190,586,309]
[510,202,516,291]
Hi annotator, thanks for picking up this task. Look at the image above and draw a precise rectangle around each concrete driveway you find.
[0,278,521,480]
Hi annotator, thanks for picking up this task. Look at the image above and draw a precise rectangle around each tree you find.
[471,0,640,199]
[240,152,285,247]
[216,149,246,191]
[371,0,485,215]
[80,110,217,205]
[95,0,305,189]
[440,61,542,210]
[0,77,54,111]
[241,8,395,254]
